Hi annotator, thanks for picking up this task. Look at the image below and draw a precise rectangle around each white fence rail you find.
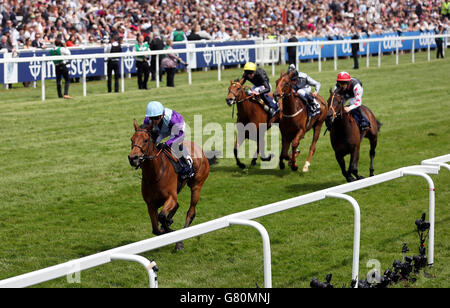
[0,34,448,101]
[0,154,448,288]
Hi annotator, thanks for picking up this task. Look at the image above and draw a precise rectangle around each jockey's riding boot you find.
[357,109,370,131]
[180,155,195,180]
[306,94,320,117]
[268,107,279,118]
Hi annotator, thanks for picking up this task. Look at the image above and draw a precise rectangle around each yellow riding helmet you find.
[243,62,257,72]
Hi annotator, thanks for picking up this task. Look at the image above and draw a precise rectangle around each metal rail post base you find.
[228,219,272,288]
[110,253,158,288]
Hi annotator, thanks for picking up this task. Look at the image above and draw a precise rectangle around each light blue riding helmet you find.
[145,101,164,117]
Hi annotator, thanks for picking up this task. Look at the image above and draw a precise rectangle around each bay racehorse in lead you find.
[128,120,210,250]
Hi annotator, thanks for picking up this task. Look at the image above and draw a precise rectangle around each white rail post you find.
[427,35,431,62]
[325,193,361,287]
[217,50,221,82]
[318,42,322,72]
[334,43,337,71]
[120,55,125,93]
[366,41,370,68]
[228,218,272,288]
[402,171,436,266]
[110,254,158,288]
[378,41,381,67]
[395,38,399,65]
[295,45,299,70]
[41,56,46,101]
[188,51,192,85]
[412,39,415,63]
[156,55,160,88]
[82,59,87,97]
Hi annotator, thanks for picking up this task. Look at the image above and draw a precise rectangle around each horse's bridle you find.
[131,129,163,162]
[328,92,344,123]
[228,82,255,104]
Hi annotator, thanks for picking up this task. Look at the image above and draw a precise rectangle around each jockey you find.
[287,64,321,117]
[333,72,370,131]
[240,62,279,118]
[144,101,195,180]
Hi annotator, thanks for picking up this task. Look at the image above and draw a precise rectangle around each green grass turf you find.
[0,50,448,288]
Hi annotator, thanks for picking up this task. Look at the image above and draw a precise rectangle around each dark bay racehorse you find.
[226,80,280,169]
[326,90,381,182]
[128,120,210,250]
[273,71,327,172]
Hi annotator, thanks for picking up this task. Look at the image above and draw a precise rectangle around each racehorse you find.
[273,71,327,172]
[326,90,381,182]
[128,120,210,250]
[226,80,280,169]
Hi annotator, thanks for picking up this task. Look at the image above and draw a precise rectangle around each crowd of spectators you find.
[0,0,448,52]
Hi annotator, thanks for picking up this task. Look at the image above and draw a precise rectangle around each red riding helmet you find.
[337,72,351,82]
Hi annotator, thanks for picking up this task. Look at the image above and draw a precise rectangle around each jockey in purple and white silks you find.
[144,101,194,179]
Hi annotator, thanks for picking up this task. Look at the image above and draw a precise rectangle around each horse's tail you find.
[376,120,382,132]
[204,150,221,166]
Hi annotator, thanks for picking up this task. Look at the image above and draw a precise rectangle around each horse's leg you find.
[368,135,378,177]
[166,202,179,226]
[234,135,246,169]
[279,135,290,170]
[175,185,203,251]
[147,204,164,236]
[336,152,354,182]
[158,195,178,233]
[251,130,259,167]
[289,129,305,171]
[302,123,323,172]
[257,125,274,162]
[349,146,364,180]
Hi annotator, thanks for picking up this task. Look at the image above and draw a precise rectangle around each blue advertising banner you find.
[0,33,438,84]
[286,31,438,61]
[1,46,138,84]
[193,40,256,68]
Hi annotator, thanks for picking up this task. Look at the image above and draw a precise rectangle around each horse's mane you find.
[139,123,150,129]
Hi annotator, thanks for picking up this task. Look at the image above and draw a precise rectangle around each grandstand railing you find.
[0,154,447,288]
[0,33,448,101]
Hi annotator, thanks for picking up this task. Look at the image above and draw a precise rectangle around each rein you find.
[132,129,163,161]
[278,78,304,118]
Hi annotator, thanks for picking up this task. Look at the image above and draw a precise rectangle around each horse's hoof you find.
[356,175,365,180]
[175,242,184,251]
[251,158,257,166]
[279,161,285,170]
[302,161,311,172]
[346,177,355,183]
[261,154,274,162]
[237,163,246,169]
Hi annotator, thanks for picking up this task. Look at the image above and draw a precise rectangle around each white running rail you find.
[0,155,447,288]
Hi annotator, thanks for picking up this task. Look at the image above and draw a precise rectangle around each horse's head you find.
[128,119,157,169]
[326,89,345,126]
[226,80,245,106]
[273,70,293,102]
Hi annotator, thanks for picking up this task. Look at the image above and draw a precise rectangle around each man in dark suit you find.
[287,28,298,66]
[150,30,164,81]
[351,27,360,69]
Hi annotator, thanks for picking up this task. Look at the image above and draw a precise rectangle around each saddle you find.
[349,108,370,132]
[293,92,320,118]
[157,143,195,179]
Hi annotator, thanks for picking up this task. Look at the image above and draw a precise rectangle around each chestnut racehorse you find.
[226,80,280,169]
[128,120,210,250]
[326,90,381,182]
[273,71,327,172]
